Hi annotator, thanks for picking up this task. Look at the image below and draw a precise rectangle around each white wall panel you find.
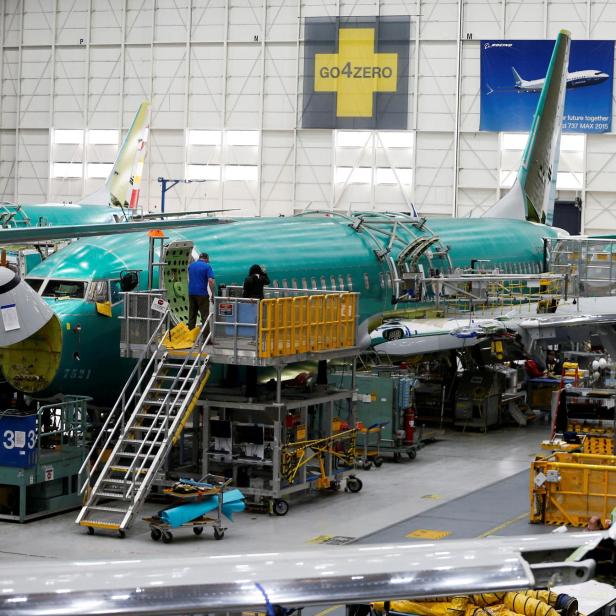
[547,1,587,39]
[421,0,458,40]
[417,41,456,132]
[463,0,503,39]
[23,0,53,46]
[505,1,544,38]
[91,0,124,45]
[0,130,17,199]
[414,132,453,216]
[192,0,226,40]
[3,0,22,47]
[155,0,190,43]
[590,1,616,38]
[88,47,122,125]
[1,0,616,232]
[1,49,19,129]
[56,0,89,44]
[53,47,85,125]
[126,0,153,44]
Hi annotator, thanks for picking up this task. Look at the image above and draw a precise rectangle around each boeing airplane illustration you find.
[0,30,571,406]
[512,65,609,92]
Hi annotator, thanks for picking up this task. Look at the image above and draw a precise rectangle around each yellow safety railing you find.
[258,292,358,358]
[530,451,616,527]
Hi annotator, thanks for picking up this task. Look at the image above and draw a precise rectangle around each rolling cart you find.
[356,422,386,470]
[144,474,234,544]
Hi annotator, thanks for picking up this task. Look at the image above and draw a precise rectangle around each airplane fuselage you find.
[517,70,608,92]
[9,215,558,405]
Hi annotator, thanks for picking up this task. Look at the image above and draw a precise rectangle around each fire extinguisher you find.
[404,407,415,444]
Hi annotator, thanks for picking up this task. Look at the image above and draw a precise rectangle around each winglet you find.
[79,102,150,209]
[481,31,571,223]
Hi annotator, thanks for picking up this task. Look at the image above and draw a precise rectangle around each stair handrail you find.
[124,315,212,504]
[77,309,172,495]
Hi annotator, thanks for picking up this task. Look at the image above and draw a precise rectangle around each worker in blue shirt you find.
[188,252,215,330]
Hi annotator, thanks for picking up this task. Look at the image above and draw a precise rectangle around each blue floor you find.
[357,469,552,543]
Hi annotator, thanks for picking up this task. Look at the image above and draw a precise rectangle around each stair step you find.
[102,478,143,486]
[117,451,156,459]
[149,388,184,394]
[88,505,128,513]
[96,491,127,499]
[110,466,148,474]
[79,520,121,530]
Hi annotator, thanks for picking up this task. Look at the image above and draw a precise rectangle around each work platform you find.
[120,286,359,367]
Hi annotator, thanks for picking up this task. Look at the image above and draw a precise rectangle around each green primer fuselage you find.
[26,215,558,405]
[2,203,118,228]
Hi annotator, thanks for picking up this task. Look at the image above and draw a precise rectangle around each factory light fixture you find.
[501,133,527,150]
[86,163,113,179]
[52,162,83,178]
[224,165,258,181]
[378,131,414,149]
[87,130,119,145]
[52,129,83,145]
[225,131,259,146]
[375,168,413,184]
[186,164,221,181]
[187,130,222,146]
[335,131,371,148]
[335,167,372,184]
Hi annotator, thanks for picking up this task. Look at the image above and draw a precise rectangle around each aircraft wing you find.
[512,312,616,355]
[0,217,233,245]
[0,532,607,615]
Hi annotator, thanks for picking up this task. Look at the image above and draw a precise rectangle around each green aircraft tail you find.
[80,102,150,210]
[481,30,570,224]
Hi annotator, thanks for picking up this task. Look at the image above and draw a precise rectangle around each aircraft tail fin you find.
[480,30,570,223]
[511,66,524,87]
[79,102,150,209]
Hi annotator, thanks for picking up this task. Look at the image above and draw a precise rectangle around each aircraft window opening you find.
[25,278,44,294]
[301,277,308,289]
[282,278,288,288]
[272,279,279,288]
[338,275,345,290]
[43,279,87,299]
[379,273,385,289]
[110,280,122,304]
[363,273,370,290]
[311,277,317,290]
[320,276,327,290]
[347,274,353,290]
[291,278,298,289]
[330,275,337,290]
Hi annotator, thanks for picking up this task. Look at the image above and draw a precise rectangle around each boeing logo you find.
[513,66,609,91]
[484,42,512,49]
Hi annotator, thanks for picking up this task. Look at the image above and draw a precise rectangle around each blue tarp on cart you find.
[159,489,245,528]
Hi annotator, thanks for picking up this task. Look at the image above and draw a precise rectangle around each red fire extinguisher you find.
[404,407,415,444]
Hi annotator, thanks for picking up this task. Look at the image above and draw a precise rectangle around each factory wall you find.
[1,0,616,234]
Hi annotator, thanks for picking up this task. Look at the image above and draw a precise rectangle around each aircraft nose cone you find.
[0,266,54,347]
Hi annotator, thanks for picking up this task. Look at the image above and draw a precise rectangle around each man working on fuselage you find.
[188,252,215,331]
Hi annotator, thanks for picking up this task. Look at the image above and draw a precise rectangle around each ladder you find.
[76,313,211,536]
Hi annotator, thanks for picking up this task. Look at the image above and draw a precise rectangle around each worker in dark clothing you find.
[242,264,270,299]
[188,252,215,330]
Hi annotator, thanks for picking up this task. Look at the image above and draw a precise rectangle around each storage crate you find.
[530,451,616,527]
[0,412,37,468]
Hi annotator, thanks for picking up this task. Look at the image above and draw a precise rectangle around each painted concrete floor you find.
[0,422,551,562]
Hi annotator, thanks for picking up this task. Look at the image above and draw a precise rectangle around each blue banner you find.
[480,40,614,133]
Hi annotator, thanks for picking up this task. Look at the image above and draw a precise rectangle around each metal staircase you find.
[76,313,211,536]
